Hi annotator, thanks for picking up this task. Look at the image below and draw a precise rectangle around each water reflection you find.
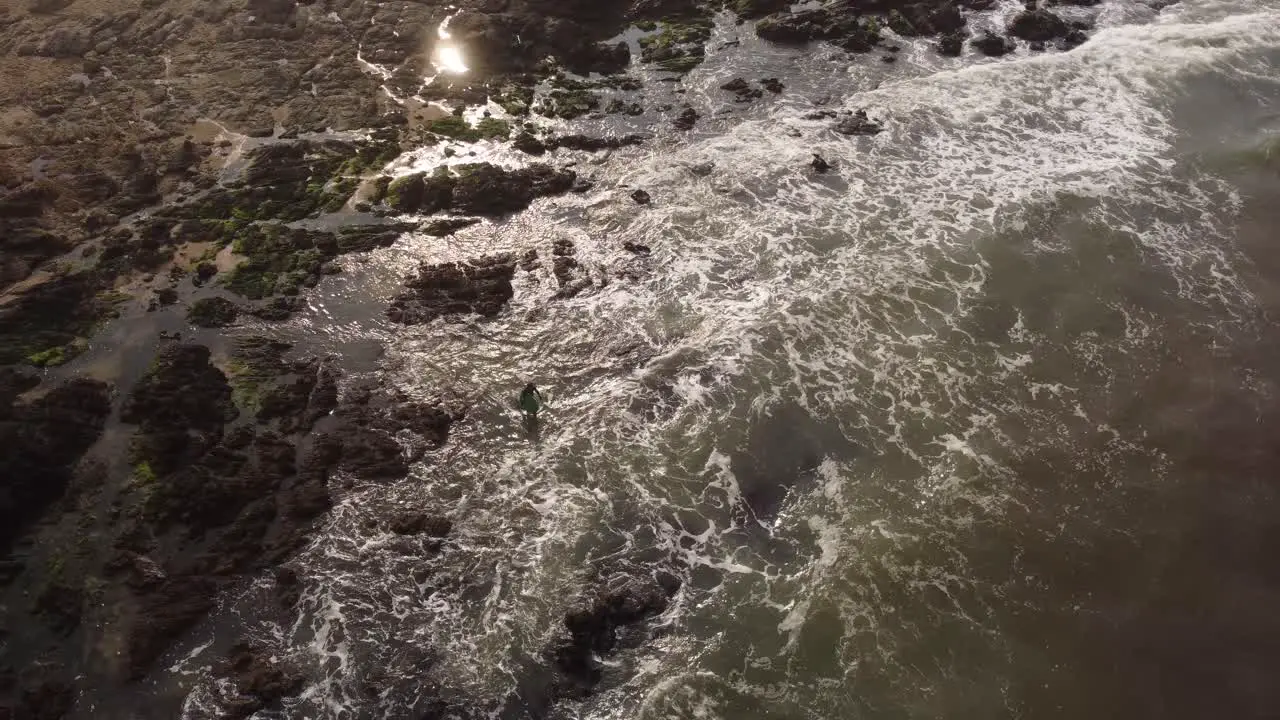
[433,15,469,74]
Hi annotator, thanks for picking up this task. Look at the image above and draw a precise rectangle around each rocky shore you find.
[0,0,1106,714]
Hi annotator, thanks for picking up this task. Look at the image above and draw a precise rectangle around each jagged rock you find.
[387,254,517,325]
[631,189,652,205]
[833,110,883,136]
[812,154,832,173]
[1007,8,1069,41]
[760,77,784,94]
[622,241,651,255]
[937,29,967,56]
[545,575,679,699]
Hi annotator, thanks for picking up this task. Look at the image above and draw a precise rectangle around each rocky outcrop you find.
[1007,8,1069,42]
[387,254,518,325]
[384,164,576,217]
[509,570,680,714]
[97,338,463,683]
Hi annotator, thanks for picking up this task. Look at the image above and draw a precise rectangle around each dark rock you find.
[812,154,832,173]
[274,566,300,608]
[732,0,791,19]
[1048,0,1101,5]
[545,576,677,699]
[187,297,239,328]
[622,241,651,255]
[422,218,482,237]
[1007,8,1069,41]
[551,239,592,299]
[833,110,883,136]
[388,512,452,537]
[13,662,74,720]
[888,3,966,36]
[1058,27,1089,50]
[0,378,111,555]
[124,575,219,679]
[155,287,179,306]
[673,107,699,131]
[972,31,1015,56]
[760,77,784,94]
[937,29,967,56]
[387,254,518,325]
[194,261,218,285]
[450,163,576,216]
[121,344,236,476]
[631,190,652,205]
[548,134,647,152]
[221,642,305,719]
[562,41,631,76]
[385,172,454,214]
[513,132,548,155]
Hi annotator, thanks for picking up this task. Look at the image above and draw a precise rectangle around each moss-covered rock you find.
[187,297,240,328]
[639,19,713,74]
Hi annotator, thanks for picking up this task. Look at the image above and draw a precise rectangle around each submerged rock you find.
[720,77,763,102]
[422,218,482,237]
[812,153,833,173]
[673,107,699,131]
[388,512,452,537]
[631,189,653,205]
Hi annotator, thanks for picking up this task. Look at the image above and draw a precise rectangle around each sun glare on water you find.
[435,45,469,74]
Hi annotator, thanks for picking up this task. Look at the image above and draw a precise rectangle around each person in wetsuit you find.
[519,383,544,419]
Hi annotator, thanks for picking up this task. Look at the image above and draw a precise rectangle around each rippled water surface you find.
[159,0,1280,717]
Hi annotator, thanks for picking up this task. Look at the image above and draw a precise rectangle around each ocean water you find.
[160,0,1280,717]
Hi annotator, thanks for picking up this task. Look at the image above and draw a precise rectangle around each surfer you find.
[519,383,544,419]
